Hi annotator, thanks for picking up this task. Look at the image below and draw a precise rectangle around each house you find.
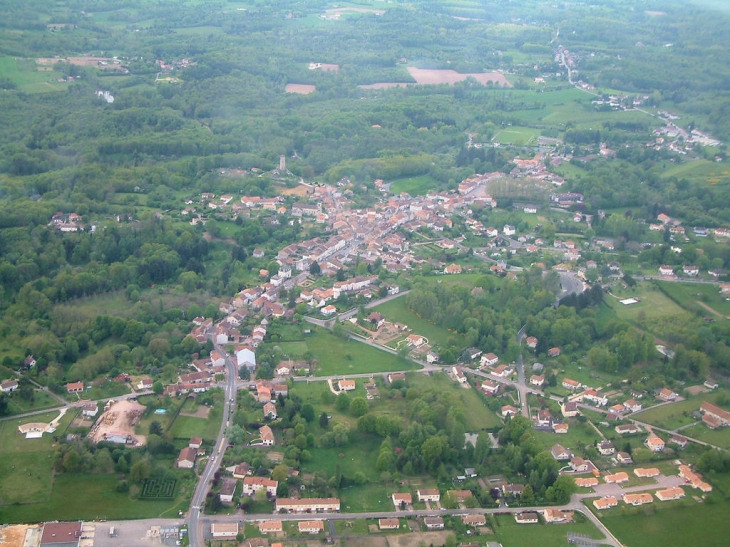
[683,265,699,276]
[1,379,19,393]
[481,353,499,367]
[275,498,341,513]
[623,493,653,506]
[598,440,615,455]
[623,399,642,413]
[548,347,562,357]
[338,379,356,392]
[571,457,589,473]
[452,366,467,383]
[604,472,629,484]
[658,265,675,276]
[502,405,519,418]
[562,378,581,391]
[66,381,84,393]
[219,479,237,503]
[379,518,400,530]
[503,225,516,236]
[529,374,545,387]
[212,523,239,539]
[423,517,444,530]
[275,363,290,376]
[575,477,599,488]
[481,379,500,395]
[189,437,203,450]
[669,435,688,449]
[678,465,713,492]
[407,334,427,348]
[583,389,608,407]
[321,305,337,316]
[537,408,552,427]
[615,423,642,435]
[502,484,524,497]
[263,402,278,419]
[593,497,618,510]
[552,423,569,434]
[462,514,487,527]
[634,468,660,478]
[655,487,685,501]
[259,521,283,535]
[368,312,386,328]
[392,493,412,508]
[700,402,730,428]
[82,402,98,418]
[561,402,580,418]
[137,377,154,390]
[447,490,473,505]
[492,364,513,378]
[260,425,275,446]
[417,489,440,502]
[233,463,252,478]
[297,520,324,534]
[704,380,719,390]
[616,451,634,465]
[40,522,83,547]
[525,337,538,349]
[177,447,197,469]
[388,372,407,384]
[645,433,665,452]
[657,388,678,401]
[444,264,463,275]
[551,444,571,461]
[243,477,278,497]
[237,347,257,370]
[543,509,568,523]
[514,512,539,524]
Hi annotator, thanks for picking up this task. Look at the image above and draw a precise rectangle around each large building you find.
[275,498,340,513]
[40,522,82,547]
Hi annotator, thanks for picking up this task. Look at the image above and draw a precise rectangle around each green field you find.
[681,423,730,449]
[603,281,686,323]
[169,414,220,441]
[389,175,438,196]
[307,328,418,376]
[655,280,730,317]
[492,126,542,146]
[374,295,462,348]
[492,513,604,547]
[0,56,66,92]
[600,497,730,547]
[632,390,729,429]
[5,390,61,416]
[657,160,730,184]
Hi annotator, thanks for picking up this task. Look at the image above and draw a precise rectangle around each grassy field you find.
[492,513,603,547]
[602,281,686,323]
[374,296,462,348]
[169,414,220,441]
[5,390,61,415]
[657,159,730,184]
[655,280,730,317]
[632,390,729,428]
[492,126,542,146]
[307,328,418,376]
[681,423,730,449]
[0,56,66,92]
[600,497,730,547]
[390,175,438,196]
[0,473,192,523]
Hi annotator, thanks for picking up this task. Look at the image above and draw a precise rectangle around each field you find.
[0,56,66,92]
[406,67,511,87]
[306,329,418,376]
[655,281,730,317]
[602,281,686,323]
[285,84,316,94]
[492,126,542,146]
[657,160,730,184]
[169,414,220,441]
[632,390,729,429]
[492,513,603,547]
[4,390,60,416]
[600,497,730,547]
[374,296,461,348]
[389,175,438,196]
[680,423,730,449]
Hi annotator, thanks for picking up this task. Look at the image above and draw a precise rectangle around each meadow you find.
[374,296,462,348]
[492,513,603,547]
[389,175,438,196]
[655,280,730,317]
[632,390,729,429]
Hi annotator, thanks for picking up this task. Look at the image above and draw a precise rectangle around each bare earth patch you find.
[90,399,147,446]
[686,385,709,396]
[281,184,312,197]
[0,525,35,547]
[285,84,316,94]
[180,405,211,419]
[387,531,450,547]
[407,67,511,87]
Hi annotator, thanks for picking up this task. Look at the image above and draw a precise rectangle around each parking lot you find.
[89,520,185,547]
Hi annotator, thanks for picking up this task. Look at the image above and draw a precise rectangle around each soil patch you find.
[90,399,147,446]
[686,385,709,396]
[387,531,450,547]
[0,525,35,547]
[180,405,211,419]
[408,67,511,87]
[281,184,312,197]
[285,84,316,94]
[348,537,387,547]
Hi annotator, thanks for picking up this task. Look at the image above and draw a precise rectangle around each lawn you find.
[680,423,730,449]
[602,281,686,324]
[657,159,730,184]
[5,390,61,415]
[0,409,77,454]
[169,414,220,441]
[0,56,66,92]
[389,175,438,196]
[600,497,730,547]
[0,473,192,523]
[306,431,384,482]
[492,513,604,547]
[276,341,309,356]
[655,280,730,317]
[307,328,418,376]
[632,390,729,429]
[374,296,462,348]
[491,126,542,146]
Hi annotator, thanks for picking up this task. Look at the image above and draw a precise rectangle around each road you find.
[514,324,530,418]
[187,338,240,547]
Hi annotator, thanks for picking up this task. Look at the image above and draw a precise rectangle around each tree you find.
[272,464,290,482]
[152,381,164,395]
[149,420,163,436]
[309,261,321,275]
[319,412,329,428]
[300,403,315,422]
[349,397,369,417]
[129,460,151,483]
[520,483,535,505]
[335,393,351,411]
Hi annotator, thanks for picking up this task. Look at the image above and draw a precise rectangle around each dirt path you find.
[696,300,730,319]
